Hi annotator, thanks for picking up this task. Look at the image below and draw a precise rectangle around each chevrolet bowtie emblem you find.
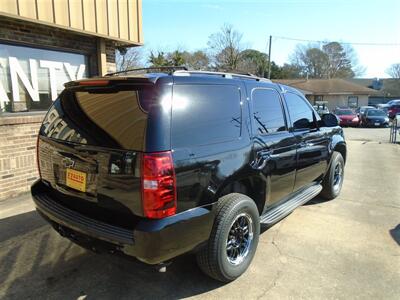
[62,157,75,168]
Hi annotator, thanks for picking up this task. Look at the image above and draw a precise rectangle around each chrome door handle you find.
[256,159,268,170]
[251,150,274,170]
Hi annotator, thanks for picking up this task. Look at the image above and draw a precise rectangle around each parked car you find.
[376,103,389,115]
[355,106,374,117]
[334,108,359,127]
[387,100,400,119]
[360,109,390,127]
[313,103,329,116]
[31,69,346,282]
[386,99,400,106]
[355,106,375,126]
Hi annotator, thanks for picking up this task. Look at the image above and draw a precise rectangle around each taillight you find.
[141,151,177,219]
[36,135,41,178]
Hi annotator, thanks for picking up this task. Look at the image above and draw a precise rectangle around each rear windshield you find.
[367,110,386,116]
[40,87,153,150]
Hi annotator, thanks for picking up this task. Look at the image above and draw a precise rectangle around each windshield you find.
[367,110,386,117]
[336,110,354,115]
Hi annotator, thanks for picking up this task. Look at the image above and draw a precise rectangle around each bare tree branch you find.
[290,42,363,79]
[386,63,400,78]
[207,24,244,70]
[116,47,143,71]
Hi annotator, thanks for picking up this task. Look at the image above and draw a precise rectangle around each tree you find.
[386,63,400,78]
[167,50,186,66]
[292,45,328,78]
[148,51,170,67]
[147,49,211,70]
[322,42,354,78]
[116,47,142,71]
[183,50,210,70]
[208,24,244,70]
[271,63,303,79]
[238,49,269,77]
[290,42,362,79]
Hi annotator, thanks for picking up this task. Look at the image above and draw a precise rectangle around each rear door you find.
[250,88,297,207]
[283,92,329,192]
[170,83,245,212]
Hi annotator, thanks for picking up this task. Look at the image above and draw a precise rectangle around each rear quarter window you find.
[171,84,241,148]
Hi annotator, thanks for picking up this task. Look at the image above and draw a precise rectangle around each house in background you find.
[347,78,400,105]
[274,78,377,111]
[274,79,378,111]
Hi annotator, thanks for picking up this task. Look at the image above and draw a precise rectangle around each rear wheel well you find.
[219,177,266,215]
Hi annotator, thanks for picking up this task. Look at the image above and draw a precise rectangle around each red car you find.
[387,100,400,119]
[335,108,359,127]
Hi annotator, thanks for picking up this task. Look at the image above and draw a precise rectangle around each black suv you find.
[31,69,346,282]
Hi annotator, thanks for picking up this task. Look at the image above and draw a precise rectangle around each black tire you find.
[196,193,260,282]
[320,151,345,200]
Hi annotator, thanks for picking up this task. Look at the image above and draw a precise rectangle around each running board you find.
[260,184,322,225]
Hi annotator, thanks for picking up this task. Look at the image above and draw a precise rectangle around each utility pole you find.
[267,35,272,79]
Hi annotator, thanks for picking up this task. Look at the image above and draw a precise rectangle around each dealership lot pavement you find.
[0,128,399,300]
[343,127,392,143]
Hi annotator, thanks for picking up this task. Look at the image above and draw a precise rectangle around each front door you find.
[283,92,329,192]
[250,88,297,209]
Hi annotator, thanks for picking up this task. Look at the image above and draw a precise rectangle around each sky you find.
[142,0,400,78]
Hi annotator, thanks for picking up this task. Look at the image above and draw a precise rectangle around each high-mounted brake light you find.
[79,80,110,86]
[141,151,177,219]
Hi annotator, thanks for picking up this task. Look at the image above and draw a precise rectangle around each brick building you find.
[0,0,143,200]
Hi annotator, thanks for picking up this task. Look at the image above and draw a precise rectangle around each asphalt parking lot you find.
[0,127,399,300]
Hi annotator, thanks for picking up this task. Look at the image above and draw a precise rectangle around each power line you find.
[273,35,400,46]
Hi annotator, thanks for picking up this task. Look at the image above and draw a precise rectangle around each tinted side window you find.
[284,93,316,130]
[172,84,241,147]
[252,89,286,134]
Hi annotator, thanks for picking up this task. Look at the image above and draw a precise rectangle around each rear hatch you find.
[37,79,170,228]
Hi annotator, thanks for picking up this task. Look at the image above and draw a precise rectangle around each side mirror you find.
[320,113,339,127]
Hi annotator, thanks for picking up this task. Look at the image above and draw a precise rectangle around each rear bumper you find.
[339,120,358,126]
[364,120,388,127]
[31,180,216,264]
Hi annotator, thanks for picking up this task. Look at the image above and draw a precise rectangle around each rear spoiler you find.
[64,77,158,88]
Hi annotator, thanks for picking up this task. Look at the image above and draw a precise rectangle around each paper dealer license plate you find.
[66,168,87,192]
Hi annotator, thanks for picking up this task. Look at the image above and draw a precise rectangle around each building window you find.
[348,96,358,108]
[0,43,88,112]
[314,95,324,104]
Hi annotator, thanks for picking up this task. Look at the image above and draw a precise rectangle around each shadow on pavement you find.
[389,224,400,246]
[0,210,47,242]
[0,211,224,300]
[303,195,334,206]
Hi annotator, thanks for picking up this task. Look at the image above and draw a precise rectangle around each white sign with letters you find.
[0,56,86,109]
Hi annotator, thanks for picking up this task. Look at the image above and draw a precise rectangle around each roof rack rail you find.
[105,66,188,77]
[173,70,272,82]
[217,69,257,76]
